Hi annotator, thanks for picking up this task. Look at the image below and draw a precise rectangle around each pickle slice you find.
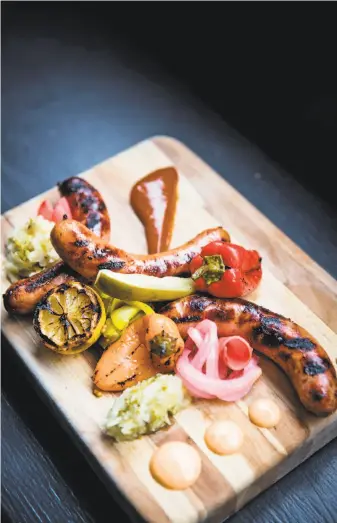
[33,281,106,354]
[95,270,196,302]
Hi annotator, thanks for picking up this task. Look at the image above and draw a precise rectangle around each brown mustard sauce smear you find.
[130,167,178,254]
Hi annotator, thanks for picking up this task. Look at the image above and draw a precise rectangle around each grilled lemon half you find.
[33,281,106,354]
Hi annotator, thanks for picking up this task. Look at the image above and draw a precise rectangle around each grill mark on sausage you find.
[283,338,316,351]
[171,314,202,324]
[80,195,95,214]
[25,263,70,293]
[303,360,327,376]
[311,390,325,402]
[322,357,333,370]
[85,212,101,232]
[207,307,235,322]
[93,247,112,259]
[242,301,274,318]
[145,264,161,276]
[98,260,126,271]
[58,177,88,194]
[252,316,284,348]
[189,295,215,312]
[155,301,174,313]
[252,326,283,348]
[74,240,89,247]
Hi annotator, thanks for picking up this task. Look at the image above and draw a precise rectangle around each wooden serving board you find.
[2,136,337,523]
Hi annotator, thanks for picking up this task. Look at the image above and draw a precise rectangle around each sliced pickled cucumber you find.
[33,281,106,354]
[95,270,196,302]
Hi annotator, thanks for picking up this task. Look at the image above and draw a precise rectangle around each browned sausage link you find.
[3,262,77,315]
[3,177,111,315]
[58,176,111,241]
[50,219,231,281]
[159,295,337,417]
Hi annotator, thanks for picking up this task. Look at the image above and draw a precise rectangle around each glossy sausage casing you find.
[50,219,231,281]
[58,177,110,241]
[160,295,337,416]
[3,177,111,315]
[3,262,77,315]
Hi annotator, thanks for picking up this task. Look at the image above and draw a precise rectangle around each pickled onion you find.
[219,336,253,371]
[176,320,261,402]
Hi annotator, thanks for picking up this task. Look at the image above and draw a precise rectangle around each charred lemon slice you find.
[33,281,106,354]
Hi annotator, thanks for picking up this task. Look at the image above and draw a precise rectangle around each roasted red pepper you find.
[189,242,262,298]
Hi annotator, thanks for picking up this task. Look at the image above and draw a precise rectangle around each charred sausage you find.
[159,295,337,416]
[50,219,231,280]
[58,177,110,241]
[3,177,111,315]
[3,262,78,315]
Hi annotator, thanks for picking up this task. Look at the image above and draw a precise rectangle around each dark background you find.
[2,3,337,523]
[3,2,336,207]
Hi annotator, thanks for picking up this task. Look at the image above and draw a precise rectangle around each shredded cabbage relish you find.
[5,215,59,282]
[104,374,191,441]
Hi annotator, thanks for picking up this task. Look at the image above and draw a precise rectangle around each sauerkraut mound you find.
[105,374,191,441]
[5,215,59,282]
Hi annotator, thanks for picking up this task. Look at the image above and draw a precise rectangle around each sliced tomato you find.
[51,197,72,223]
[37,199,54,221]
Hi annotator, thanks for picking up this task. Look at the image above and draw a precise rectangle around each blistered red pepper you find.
[189,241,262,298]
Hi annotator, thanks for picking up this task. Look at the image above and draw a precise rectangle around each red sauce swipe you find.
[130,167,179,254]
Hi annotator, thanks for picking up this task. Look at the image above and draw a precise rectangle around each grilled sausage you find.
[3,262,78,315]
[3,177,111,315]
[50,219,231,280]
[159,295,337,416]
[58,177,110,241]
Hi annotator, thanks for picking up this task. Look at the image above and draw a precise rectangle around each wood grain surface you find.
[1,137,337,523]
